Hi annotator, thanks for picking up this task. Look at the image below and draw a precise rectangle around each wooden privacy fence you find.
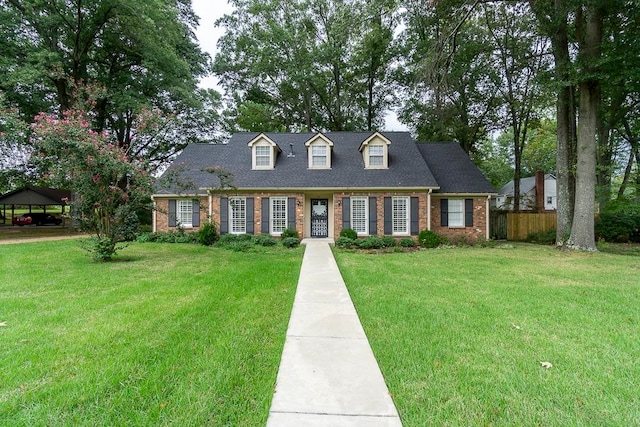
[507,212,557,241]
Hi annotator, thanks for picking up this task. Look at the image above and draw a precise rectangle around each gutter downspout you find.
[151,195,157,233]
[427,189,432,231]
[486,195,491,240]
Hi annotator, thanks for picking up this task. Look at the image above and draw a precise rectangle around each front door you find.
[311,199,329,238]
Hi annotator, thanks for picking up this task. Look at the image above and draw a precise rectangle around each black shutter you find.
[261,198,270,234]
[369,197,377,235]
[220,197,228,234]
[384,197,392,235]
[342,197,350,229]
[465,199,474,227]
[410,197,419,235]
[287,197,296,230]
[440,199,449,227]
[246,197,254,234]
[168,199,176,227]
[192,200,200,227]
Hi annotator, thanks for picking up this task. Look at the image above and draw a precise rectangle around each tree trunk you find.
[568,5,602,251]
[551,0,576,247]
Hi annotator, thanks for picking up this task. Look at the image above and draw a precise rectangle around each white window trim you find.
[248,134,280,170]
[448,199,464,228]
[359,132,390,169]
[177,199,193,228]
[351,196,369,236]
[229,197,246,234]
[392,196,410,236]
[368,145,385,168]
[270,197,288,236]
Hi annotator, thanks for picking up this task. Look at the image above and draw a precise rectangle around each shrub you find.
[227,241,253,252]
[335,236,356,249]
[197,222,218,246]
[340,228,357,239]
[475,236,497,248]
[357,235,385,249]
[595,200,640,243]
[281,228,300,240]
[399,237,416,247]
[525,228,556,245]
[381,236,396,247]
[137,231,198,244]
[418,229,443,248]
[253,234,277,246]
[281,237,300,248]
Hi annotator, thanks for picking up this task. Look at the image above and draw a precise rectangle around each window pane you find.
[229,197,246,234]
[312,145,327,167]
[271,197,287,234]
[369,145,384,166]
[177,200,192,227]
[255,146,271,167]
[392,197,409,234]
[448,199,464,227]
[351,197,368,234]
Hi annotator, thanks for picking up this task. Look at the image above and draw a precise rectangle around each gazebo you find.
[0,186,71,224]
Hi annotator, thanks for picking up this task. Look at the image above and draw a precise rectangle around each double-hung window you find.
[255,146,271,168]
[229,197,246,234]
[177,200,193,227]
[369,145,384,167]
[351,197,368,235]
[447,199,464,227]
[311,145,327,167]
[392,196,409,235]
[270,197,287,235]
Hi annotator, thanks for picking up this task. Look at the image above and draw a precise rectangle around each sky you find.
[190,0,408,131]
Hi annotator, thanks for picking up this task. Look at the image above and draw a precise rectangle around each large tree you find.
[214,0,398,132]
[0,0,216,175]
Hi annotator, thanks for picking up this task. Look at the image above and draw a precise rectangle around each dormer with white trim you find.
[247,133,281,170]
[304,133,334,169]
[359,132,391,169]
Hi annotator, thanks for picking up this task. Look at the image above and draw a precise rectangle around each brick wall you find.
[430,196,487,242]
[333,192,429,237]
[154,197,208,232]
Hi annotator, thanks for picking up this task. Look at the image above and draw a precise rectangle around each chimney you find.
[535,170,545,212]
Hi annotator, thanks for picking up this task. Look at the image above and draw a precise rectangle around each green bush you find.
[253,234,277,246]
[136,231,198,244]
[335,236,356,249]
[381,236,396,247]
[399,237,416,247]
[525,228,556,245]
[418,230,443,248]
[340,228,357,239]
[197,222,218,246]
[281,228,300,240]
[226,241,253,252]
[595,200,640,243]
[216,233,252,247]
[281,237,300,248]
[357,235,385,249]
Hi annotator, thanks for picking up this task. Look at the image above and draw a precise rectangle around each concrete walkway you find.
[267,239,402,426]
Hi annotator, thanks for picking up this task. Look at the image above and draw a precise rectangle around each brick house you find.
[152,131,495,241]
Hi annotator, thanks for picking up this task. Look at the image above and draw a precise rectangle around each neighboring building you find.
[152,131,495,241]
[493,171,556,211]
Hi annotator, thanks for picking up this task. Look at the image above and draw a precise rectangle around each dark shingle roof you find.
[416,142,495,194]
[156,132,492,195]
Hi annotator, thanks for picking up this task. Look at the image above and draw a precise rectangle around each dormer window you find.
[360,132,391,169]
[305,133,333,169]
[369,145,384,166]
[255,146,271,167]
[248,133,281,170]
[312,145,328,167]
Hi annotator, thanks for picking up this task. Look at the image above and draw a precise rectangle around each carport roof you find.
[0,186,71,206]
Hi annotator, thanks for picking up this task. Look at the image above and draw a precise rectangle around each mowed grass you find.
[334,244,640,426]
[0,240,303,426]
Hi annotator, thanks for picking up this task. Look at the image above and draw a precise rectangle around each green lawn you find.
[0,240,303,426]
[334,244,640,426]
